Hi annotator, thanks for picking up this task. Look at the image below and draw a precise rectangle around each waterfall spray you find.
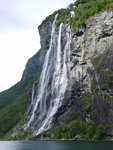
[24,14,72,135]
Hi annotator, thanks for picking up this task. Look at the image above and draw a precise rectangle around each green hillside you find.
[0,76,36,139]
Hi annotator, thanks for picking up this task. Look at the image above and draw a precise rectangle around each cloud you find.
[0,0,75,92]
[0,29,40,92]
[0,0,75,33]
[0,0,38,33]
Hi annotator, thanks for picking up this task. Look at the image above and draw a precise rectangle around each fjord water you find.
[0,141,113,150]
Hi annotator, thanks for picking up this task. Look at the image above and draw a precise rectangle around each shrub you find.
[108,79,113,86]
[84,123,96,139]
[53,126,62,139]
[94,124,106,140]
[46,120,107,140]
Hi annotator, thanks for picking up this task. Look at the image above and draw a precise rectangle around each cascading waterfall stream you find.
[24,14,72,135]
[36,23,63,135]
[24,14,58,130]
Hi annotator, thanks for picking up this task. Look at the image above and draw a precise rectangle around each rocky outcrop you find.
[21,10,113,136]
[21,16,54,81]
[70,10,113,89]
[21,50,41,81]
[54,10,113,135]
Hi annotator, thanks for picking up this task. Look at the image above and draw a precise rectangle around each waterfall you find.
[36,23,63,135]
[24,14,72,135]
[24,84,35,129]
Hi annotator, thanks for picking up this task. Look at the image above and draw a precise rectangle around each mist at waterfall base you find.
[24,14,71,135]
[0,0,75,93]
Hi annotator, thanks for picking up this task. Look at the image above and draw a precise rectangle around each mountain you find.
[0,0,113,140]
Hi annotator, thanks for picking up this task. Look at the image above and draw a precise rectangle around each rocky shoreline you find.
[28,134,113,141]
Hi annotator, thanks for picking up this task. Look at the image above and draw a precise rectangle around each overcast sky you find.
[0,0,75,92]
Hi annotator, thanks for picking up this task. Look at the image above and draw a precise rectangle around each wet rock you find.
[75,135,82,140]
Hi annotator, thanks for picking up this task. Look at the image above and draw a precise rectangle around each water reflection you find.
[0,141,113,150]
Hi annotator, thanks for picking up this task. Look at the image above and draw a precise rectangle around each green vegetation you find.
[0,76,37,139]
[44,119,107,140]
[70,0,113,31]
[108,79,113,86]
[55,9,70,28]
[80,92,90,101]
[40,9,70,28]
[110,66,113,71]
[103,94,110,99]
[40,0,113,32]
[72,79,76,83]
[0,50,42,139]
[79,92,91,109]
[12,131,32,140]
[91,44,113,92]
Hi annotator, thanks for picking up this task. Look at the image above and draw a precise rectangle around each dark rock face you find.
[21,50,41,81]
[55,40,113,136]
[21,16,54,81]
[53,10,113,135]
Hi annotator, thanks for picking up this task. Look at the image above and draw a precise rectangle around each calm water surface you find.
[0,141,113,150]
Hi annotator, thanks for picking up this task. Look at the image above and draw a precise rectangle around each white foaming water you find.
[36,23,63,135]
[71,11,75,17]
[36,24,71,135]
[24,14,71,135]
[24,14,58,130]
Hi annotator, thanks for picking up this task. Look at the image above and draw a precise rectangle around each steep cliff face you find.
[18,10,113,137]
[22,15,73,135]
[56,10,113,135]
[21,16,54,81]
